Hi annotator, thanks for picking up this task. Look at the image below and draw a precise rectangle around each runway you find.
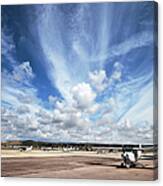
[1,151,157,180]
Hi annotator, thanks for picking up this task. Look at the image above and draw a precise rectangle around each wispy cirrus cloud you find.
[89,30,153,64]
[1,29,17,65]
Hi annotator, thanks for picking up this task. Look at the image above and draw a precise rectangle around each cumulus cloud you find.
[48,95,59,106]
[1,60,45,141]
[115,118,153,144]
[16,105,30,114]
[63,112,90,129]
[71,82,96,109]
[1,66,153,144]
[87,103,100,114]
[53,99,92,130]
[1,64,153,144]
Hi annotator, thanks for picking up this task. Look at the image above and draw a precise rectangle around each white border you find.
[0,0,162,186]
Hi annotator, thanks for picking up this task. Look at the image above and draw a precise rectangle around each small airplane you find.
[120,144,143,168]
[19,146,33,152]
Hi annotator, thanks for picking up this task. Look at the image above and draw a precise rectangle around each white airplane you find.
[120,144,143,168]
[19,146,33,152]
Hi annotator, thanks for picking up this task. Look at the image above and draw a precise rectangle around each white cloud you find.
[115,118,153,144]
[16,105,30,114]
[87,103,100,114]
[48,95,59,106]
[119,82,153,125]
[71,82,96,109]
[55,100,66,111]
[12,61,34,84]
[109,31,153,58]
[1,63,154,144]
[112,71,122,80]
[89,70,108,92]
[89,31,153,64]
[1,29,17,64]
[111,62,123,82]
[63,112,90,129]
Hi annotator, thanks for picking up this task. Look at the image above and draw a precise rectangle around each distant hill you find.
[2,140,53,147]
[2,140,22,146]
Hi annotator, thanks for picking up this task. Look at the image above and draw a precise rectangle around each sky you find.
[1,2,157,144]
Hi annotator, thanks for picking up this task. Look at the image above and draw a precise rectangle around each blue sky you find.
[1,2,157,144]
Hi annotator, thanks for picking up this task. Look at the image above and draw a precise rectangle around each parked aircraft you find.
[19,146,33,152]
[120,144,143,168]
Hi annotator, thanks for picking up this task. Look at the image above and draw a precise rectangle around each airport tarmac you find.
[1,150,157,180]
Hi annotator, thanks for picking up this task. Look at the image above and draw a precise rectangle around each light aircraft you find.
[120,144,144,168]
[19,145,33,152]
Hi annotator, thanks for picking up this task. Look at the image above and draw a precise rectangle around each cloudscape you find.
[1,2,156,144]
